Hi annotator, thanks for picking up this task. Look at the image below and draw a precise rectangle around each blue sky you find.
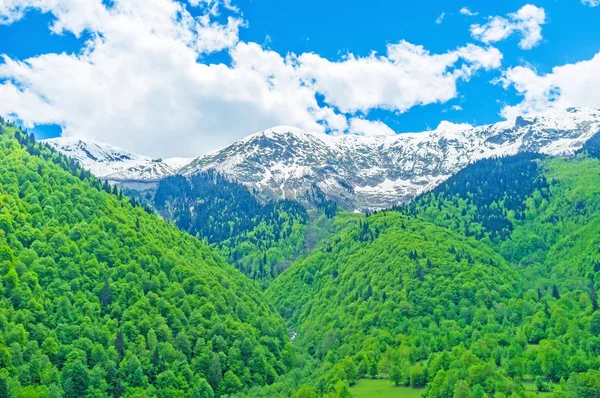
[0,0,599,156]
[234,0,598,129]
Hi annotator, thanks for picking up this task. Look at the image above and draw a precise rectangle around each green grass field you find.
[350,379,424,398]
[522,380,554,396]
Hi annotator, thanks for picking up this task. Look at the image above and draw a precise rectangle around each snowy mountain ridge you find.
[45,107,600,210]
[43,137,193,182]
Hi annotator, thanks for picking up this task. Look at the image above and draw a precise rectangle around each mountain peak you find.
[240,125,321,144]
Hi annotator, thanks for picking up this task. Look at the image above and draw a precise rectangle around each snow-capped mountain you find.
[181,107,600,210]
[44,138,193,182]
[46,107,600,210]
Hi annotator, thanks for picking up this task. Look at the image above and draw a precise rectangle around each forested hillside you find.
[262,138,600,397]
[400,137,600,281]
[267,213,533,396]
[0,120,293,397]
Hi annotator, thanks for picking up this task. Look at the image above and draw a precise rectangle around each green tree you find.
[334,380,353,398]
[340,357,358,385]
[552,284,560,299]
[368,360,378,379]
[209,354,222,390]
[61,353,90,398]
[409,363,427,388]
[195,378,214,398]
[453,380,471,398]
[220,371,243,396]
[115,330,125,362]
[470,384,486,398]
[293,385,317,398]
[535,376,548,392]
[389,365,402,386]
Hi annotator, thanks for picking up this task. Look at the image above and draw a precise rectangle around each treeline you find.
[154,173,321,283]
[398,153,550,243]
[5,120,153,215]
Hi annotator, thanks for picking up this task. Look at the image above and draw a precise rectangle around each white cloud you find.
[498,52,600,119]
[348,118,396,136]
[460,7,478,16]
[0,0,108,34]
[452,105,463,111]
[470,4,546,50]
[0,0,504,157]
[582,0,600,6]
[297,41,502,114]
[435,12,445,25]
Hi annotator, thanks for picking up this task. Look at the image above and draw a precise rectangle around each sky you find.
[0,0,599,157]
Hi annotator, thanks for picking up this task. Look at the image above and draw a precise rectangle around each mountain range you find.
[45,107,600,210]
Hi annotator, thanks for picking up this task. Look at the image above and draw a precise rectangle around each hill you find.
[0,120,292,397]
[266,213,529,395]
[399,133,600,283]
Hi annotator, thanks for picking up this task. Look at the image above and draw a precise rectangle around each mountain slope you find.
[399,133,600,281]
[153,172,313,283]
[46,107,600,211]
[265,212,528,395]
[0,121,291,397]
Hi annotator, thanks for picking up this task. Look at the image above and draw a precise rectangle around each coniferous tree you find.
[552,284,561,299]
[591,280,599,311]
[100,278,112,307]
[115,330,125,363]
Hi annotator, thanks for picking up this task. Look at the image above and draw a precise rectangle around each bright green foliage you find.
[7,109,600,398]
[388,365,401,386]
[0,121,291,396]
[267,212,524,395]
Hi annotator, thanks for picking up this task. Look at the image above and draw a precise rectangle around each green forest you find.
[0,121,293,397]
[3,118,600,397]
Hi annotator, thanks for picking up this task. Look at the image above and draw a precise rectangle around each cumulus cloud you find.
[460,7,478,16]
[0,0,503,157]
[434,120,474,133]
[498,52,600,119]
[297,42,502,114]
[0,0,107,33]
[470,4,546,50]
